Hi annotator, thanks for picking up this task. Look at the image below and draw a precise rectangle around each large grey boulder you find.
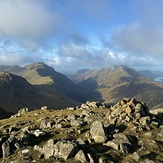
[104,133,132,154]
[54,140,79,161]
[34,139,55,159]
[90,120,107,143]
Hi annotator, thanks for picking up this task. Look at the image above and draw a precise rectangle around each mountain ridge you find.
[0,64,85,114]
[0,62,163,114]
[70,65,163,108]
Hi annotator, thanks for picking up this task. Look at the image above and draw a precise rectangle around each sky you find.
[0,0,163,73]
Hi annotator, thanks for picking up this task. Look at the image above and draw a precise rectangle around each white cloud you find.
[112,23,163,59]
[59,43,89,59]
[0,0,162,72]
[0,53,40,66]
[109,0,163,61]
[0,0,61,50]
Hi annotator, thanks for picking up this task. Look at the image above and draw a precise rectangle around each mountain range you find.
[69,65,163,109]
[0,62,86,114]
[0,62,163,116]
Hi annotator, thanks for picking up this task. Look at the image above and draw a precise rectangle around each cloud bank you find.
[0,0,59,49]
[0,0,162,72]
[110,0,163,60]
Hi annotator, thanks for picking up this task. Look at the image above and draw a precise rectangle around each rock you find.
[20,131,32,145]
[67,114,76,120]
[150,108,163,115]
[110,98,150,125]
[21,149,30,154]
[32,129,46,137]
[40,120,47,129]
[44,139,55,159]
[86,101,100,108]
[104,141,119,150]
[99,156,108,163]
[125,106,132,114]
[47,120,55,128]
[54,123,62,128]
[11,108,29,118]
[157,130,163,142]
[149,121,158,129]
[81,103,90,109]
[75,150,87,163]
[144,132,154,138]
[90,121,107,143]
[54,140,79,161]
[132,152,140,161]
[104,133,132,154]
[76,138,85,146]
[87,153,95,163]
[34,139,55,159]
[67,107,75,110]
[2,141,14,158]
[70,120,82,127]
[18,107,29,114]
[139,116,151,128]
[41,106,48,110]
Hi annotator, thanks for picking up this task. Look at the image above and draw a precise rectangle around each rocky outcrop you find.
[0,98,163,162]
[11,107,29,118]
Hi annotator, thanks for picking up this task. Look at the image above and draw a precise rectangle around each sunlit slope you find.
[72,66,163,108]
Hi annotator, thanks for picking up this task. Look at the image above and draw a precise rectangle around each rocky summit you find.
[0,98,163,163]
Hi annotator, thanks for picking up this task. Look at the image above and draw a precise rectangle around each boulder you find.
[67,114,76,120]
[20,131,32,145]
[47,120,55,128]
[18,108,29,114]
[139,116,151,128]
[2,141,14,158]
[104,133,132,154]
[40,120,48,129]
[75,150,87,163]
[32,129,46,137]
[90,121,107,143]
[41,106,48,110]
[54,140,79,161]
[34,139,55,159]
[70,120,83,127]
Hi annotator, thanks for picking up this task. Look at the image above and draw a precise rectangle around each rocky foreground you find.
[0,98,163,163]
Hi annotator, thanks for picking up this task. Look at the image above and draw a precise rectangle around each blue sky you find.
[0,0,162,72]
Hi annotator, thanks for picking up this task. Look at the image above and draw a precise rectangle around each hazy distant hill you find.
[71,65,163,108]
[0,65,24,74]
[138,70,156,79]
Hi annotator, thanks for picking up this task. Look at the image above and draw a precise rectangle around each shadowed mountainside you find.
[0,63,90,114]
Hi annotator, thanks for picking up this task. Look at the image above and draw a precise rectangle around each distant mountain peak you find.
[25,62,52,70]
